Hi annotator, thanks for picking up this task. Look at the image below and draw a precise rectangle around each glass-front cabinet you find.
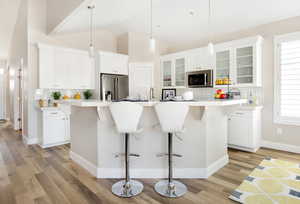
[215,50,231,86]
[235,46,254,85]
[214,36,262,87]
[175,57,186,86]
[162,60,172,87]
[161,55,186,88]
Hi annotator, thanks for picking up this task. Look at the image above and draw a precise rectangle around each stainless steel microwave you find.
[187,70,213,88]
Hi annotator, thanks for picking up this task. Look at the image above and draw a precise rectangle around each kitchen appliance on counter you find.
[182,91,194,101]
[100,74,129,101]
[187,69,213,88]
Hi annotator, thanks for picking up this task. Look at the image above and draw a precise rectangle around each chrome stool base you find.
[154,180,187,198]
[112,180,144,198]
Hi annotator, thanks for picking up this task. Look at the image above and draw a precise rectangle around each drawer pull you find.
[235,112,244,115]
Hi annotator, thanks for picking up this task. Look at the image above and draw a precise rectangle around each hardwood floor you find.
[1,123,300,204]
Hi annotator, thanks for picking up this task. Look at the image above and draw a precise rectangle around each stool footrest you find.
[156,153,182,158]
[115,153,140,158]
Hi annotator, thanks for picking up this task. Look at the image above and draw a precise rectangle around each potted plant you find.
[52,91,61,107]
[83,90,93,100]
[52,91,61,100]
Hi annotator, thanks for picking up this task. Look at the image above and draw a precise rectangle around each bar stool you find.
[154,102,189,198]
[109,102,144,198]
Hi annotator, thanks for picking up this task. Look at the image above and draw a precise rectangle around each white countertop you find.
[62,99,248,107]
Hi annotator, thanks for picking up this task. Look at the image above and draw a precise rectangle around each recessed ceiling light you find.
[189,9,195,16]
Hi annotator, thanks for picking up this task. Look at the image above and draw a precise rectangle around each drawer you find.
[229,110,252,118]
[45,111,65,118]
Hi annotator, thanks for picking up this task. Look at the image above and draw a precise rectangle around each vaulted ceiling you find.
[55,0,300,46]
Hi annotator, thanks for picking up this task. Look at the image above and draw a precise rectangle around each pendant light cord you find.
[150,0,153,39]
[208,0,212,42]
[88,5,95,47]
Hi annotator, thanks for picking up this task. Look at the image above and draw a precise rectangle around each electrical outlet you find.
[277,128,283,135]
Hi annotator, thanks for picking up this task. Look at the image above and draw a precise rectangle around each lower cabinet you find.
[39,108,70,148]
[228,106,262,152]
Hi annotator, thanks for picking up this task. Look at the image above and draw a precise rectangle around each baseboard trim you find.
[262,140,300,154]
[205,154,229,177]
[69,151,98,177]
[39,141,70,149]
[22,135,39,145]
[228,144,259,153]
[97,155,229,179]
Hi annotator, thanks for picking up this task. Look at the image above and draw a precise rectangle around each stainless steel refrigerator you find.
[100,74,129,101]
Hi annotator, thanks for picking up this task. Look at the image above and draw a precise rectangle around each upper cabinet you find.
[99,51,129,75]
[38,44,95,90]
[186,47,213,72]
[215,48,233,86]
[160,47,213,88]
[214,36,263,87]
[160,35,262,89]
[162,58,172,87]
[161,54,187,88]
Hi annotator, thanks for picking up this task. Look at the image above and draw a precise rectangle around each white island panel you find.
[69,100,246,179]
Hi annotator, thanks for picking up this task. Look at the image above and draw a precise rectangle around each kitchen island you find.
[67,99,247,179]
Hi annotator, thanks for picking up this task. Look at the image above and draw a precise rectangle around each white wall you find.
[118,32,169,99]
[167,15,300,148]
[8,0,28,131]
[0,0,22,58]
[0,60,7,119]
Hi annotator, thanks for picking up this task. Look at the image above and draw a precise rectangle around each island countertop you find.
[63,99,247,107]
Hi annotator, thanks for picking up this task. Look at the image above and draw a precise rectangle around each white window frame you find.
[274,31,300,126]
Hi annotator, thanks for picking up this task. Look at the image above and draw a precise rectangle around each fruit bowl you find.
[214,89,228,99]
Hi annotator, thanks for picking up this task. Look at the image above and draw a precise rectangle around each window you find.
[274,32,300,125]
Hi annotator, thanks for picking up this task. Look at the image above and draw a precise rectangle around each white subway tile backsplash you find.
[176,87,263,105]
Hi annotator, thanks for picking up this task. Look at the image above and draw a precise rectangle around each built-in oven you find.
[187,70,213,88]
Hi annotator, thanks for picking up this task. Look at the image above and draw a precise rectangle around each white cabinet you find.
[161,54,187,88]
[162,59,172,87]
[39,45,57,89]
[187,48,213,72]
[228,106,262,152]
[128,63,153,98]
[70,51,95,89]
[40,108,70,148]
[160,47,214,88]
[38,44,95,90]
[214,36,263,87]
[99,51,129,75]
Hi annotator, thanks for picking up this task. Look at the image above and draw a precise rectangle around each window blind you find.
[279,40,300,118]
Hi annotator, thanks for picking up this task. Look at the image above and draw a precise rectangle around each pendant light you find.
[207,0,214,55]
[88,5,95,58]
[149,0,156,52]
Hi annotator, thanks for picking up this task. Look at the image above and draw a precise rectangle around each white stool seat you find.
[109,102,143,134]
[155,102,189,133]
[154,102,189,198]
[109,102,144,198]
